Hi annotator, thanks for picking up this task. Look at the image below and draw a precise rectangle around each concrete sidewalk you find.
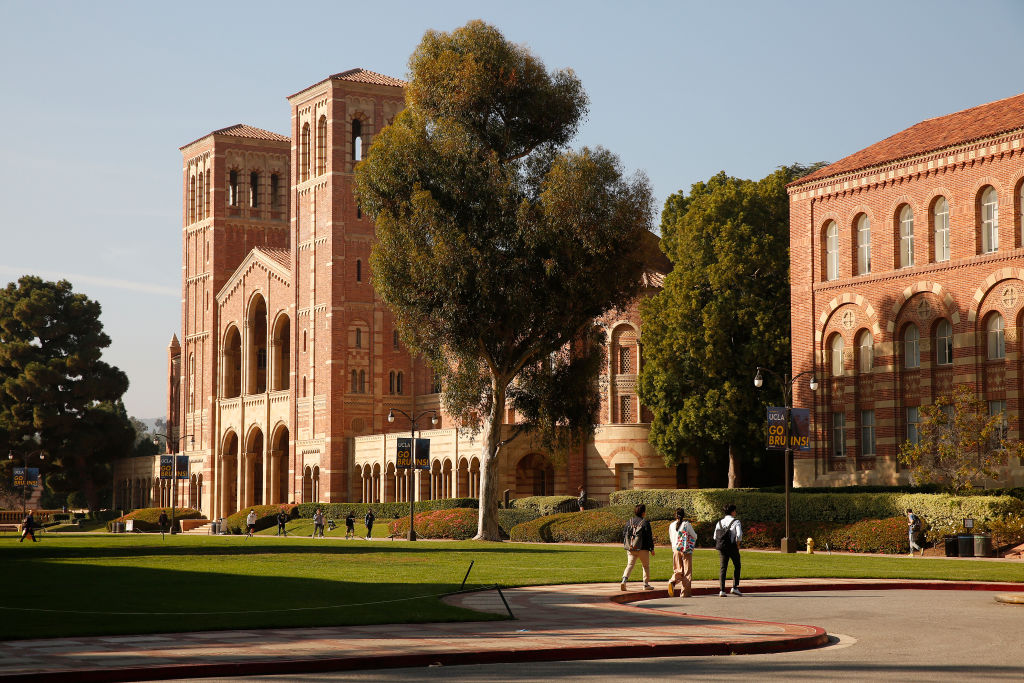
[0,579,1021,682]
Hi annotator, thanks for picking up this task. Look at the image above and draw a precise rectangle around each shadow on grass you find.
[0,556,505,641]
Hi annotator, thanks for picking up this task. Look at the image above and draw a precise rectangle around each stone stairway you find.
[180,521,212,535]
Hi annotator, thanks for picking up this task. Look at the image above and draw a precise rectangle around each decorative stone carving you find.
[842,310,855,330]
[1002,285,1018,311]
[916,298,931,319]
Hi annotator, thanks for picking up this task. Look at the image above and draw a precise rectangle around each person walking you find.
[19,510,37,543]
[907,508,924,556]
[157,509,169,540]
[276,508,289,537]
[364,508,375,540]
[245,509,257,538]
[667,507,697,598]
[620,504,655,591]
[345,510,356,539]
[577,486,587,512]
[312,508,325,538]
[713,503,742,596]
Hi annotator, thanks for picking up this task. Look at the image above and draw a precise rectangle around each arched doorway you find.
[385,463,396,502]
[442,459,453,498]
[245,427,264,507]
[220,431,239,517]
[312,465,320,502]
[271,313,290,391]
[354,465,364,503]
[270,425,290,505]
[470,458,480,498]
[247,295,268,394]
[302,466,312,502]
[516,453,555,497]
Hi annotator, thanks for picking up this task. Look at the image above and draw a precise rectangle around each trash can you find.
[218,517,227,534]
[957,534,975,558]
[209,521,219,535]
[944,536,959,557]
[974,534,993,558]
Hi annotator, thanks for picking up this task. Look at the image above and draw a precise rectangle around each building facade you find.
[789,92,1024,487]
[113,69,686,515]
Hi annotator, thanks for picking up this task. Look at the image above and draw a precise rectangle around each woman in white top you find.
[668,507,697,597]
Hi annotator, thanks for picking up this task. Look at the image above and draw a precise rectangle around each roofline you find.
[216,249,292,303]
[286,70,406,101]
[179,125,291,153]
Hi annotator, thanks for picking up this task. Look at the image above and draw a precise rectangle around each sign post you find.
[389,409,438,541]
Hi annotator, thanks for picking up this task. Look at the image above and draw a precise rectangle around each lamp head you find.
[753,369,763,388]
[387,410,395,423]
[809,376,819,392]
[430,413,438,426]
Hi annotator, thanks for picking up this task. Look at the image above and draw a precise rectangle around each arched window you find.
[981,186,998,253]
[302,376,307,397]
[830,335,844,377]
[228,170,239,207]
[397,372,404,395]
[189,175,196,223]
[904,324,920,369]
[197,171,205,220]
[249,172,259,207]
[431,373,442,393]
[936,319,953,366]
[389,371,395,394]
[351,370,358,393]
[359,369,366,393]
[356,260,362,282]
[987,313,1005,360]
[933,196,950,262]
[355,328,362,348]
[300,123,310,182]
[899,205,914,268]
[857,330,873,372]
[825,221,838,281]
[392,330,399,350]
[856,214,871,275]
[316,115,327,175]
[352,119,362,161]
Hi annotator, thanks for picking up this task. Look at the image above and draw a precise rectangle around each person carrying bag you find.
[667,507,697,597]
[713,503,742,597]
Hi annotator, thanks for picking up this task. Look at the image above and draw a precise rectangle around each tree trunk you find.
[727,443,741,489]
[73,453,100,512]
[474,380,506,541]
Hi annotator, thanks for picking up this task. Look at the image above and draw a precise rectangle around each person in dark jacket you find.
[345,511,356,539]
[157,510,169,539]
[276,508,289,537]
[364,509,375,540]
[620,504,655,591]
[19,510,38,543]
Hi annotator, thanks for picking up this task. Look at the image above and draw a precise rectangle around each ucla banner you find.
[396,438,413,469]
[13,468,40,487]
[415,438,430,470]
[766,407,810,451]
[176,455,190,479]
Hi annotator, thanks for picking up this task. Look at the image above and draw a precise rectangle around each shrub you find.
[497,508,541,533]
[388,508,478,540]
[509,496,579,515]
[295,498,477,521]
[508,506,675,544]
[979,513,1024,550]
[829,517,910,554]
[609,489,1024,525]
[107,507,203,532]
[223,504,297,535]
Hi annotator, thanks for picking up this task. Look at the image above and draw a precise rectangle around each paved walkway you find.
[0,579,1022,682]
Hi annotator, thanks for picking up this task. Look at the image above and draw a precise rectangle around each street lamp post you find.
[387,408,438,541]
[754,366,818,553]
[152,433,194,534]
[7,450,45,518]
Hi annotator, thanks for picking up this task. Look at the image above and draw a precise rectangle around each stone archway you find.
[220,431,239,517]
[515,453,554,497]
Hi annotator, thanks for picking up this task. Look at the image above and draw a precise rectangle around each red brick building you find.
[789,92,1024,486]
[113,69,683,515]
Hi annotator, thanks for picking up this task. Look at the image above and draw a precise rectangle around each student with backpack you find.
[667,507,697,598]
[364,509,376,540]
[619,504,655,591]
[713,503,742,597]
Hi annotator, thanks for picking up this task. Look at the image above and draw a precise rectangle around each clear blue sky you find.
[1,0,1022,419]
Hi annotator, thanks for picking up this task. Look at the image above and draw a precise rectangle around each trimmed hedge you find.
[223,504,297,535]
[108,507,203,532]
[609,489,1024,527]
[294,498,477,521]
[508,506,675,544]
[386,508,542,540]
[509,496,578,515]
[758,484,1024,501]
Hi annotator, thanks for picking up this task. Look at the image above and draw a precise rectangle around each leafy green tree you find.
[356,21,653,539]
[638,165,823,487]
[129,416,160,458]
[898,385,1012,492]
[0,276,131,510]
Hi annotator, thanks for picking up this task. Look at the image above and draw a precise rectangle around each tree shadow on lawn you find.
[0,559,505,641]
[0,537,593,562]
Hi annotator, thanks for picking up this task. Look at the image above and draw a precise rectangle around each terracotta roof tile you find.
[180,124,289,150]
[254,246,291,271]
[329,68,407,88]
[791,91,1024,187]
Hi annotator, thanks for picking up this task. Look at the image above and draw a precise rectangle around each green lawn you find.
[1,534,1022,640]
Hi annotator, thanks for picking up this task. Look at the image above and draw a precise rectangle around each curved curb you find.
[995,593,1024,604]
[610,580,1024,603]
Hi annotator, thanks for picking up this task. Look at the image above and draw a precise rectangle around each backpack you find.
[910,514,922,532]
[625,519,644,551]
[714,519,738,551]
[674,521,696,553]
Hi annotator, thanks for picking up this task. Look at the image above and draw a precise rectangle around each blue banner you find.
[13,467,40,487]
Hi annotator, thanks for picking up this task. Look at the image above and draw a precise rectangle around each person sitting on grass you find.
[245,509,257,538]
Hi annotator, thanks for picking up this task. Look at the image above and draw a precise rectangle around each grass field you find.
[1,533,1022,640]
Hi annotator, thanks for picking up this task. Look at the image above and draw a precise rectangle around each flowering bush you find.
[388,508,478,540]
